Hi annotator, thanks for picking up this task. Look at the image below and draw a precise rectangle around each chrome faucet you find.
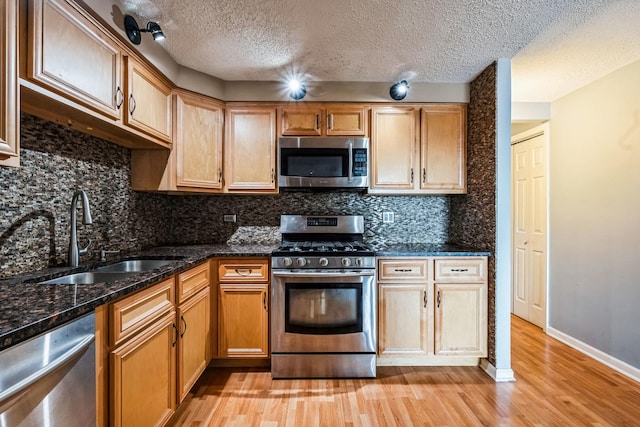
[68,190,93,267]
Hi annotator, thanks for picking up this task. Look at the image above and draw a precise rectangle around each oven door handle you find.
[272,270,375,278]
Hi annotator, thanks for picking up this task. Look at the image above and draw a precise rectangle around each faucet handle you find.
[100,249,120,262]
[79,239,93,256]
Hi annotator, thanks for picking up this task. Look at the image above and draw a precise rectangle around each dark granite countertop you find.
[0,242,489,352]
[0,244,277,352]
[372,242,491,257]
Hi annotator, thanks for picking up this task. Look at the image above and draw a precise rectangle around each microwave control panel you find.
[353,149,368,177]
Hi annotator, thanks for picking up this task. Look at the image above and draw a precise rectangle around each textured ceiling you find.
[121,0,640,102]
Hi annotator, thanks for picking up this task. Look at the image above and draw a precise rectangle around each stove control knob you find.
[354,257,363,267]
[319,257,329,267]
[296,257,307,267]
[282,257,293,267]
[341,257,352,267]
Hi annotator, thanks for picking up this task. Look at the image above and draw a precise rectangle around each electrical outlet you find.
[223,214,237,223]
[382,212,395,223]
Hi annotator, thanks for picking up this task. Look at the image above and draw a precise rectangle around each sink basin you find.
[95,259,179,273]
[39,271,137,285]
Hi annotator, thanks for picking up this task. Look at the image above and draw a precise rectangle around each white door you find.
[511,124,548,329]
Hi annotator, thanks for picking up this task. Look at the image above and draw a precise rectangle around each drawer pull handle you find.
[423,290,427,308]
[437,290,441,308]
[235,268,253,276]
[263,292,268,311]
[451,268,469,272]
[394,268,413,272]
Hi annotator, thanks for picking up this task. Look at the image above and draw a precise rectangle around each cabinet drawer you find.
[434,258,487,283]
[177,262,209,304]
[110,277,175,346]
[218,259,269,282]
[378,259,428,281]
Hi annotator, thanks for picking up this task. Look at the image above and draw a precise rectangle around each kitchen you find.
[1,0,639,426]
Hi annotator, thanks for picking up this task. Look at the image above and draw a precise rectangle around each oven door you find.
[271,269,376,353]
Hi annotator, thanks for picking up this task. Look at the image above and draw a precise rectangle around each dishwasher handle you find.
[0,333,94,406]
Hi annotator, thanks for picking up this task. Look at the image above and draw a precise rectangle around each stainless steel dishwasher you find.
[0,312,96,427]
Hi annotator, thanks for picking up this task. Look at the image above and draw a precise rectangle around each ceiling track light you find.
[124,15,166,45]
[288,79,307,101]
[389,80,409,101]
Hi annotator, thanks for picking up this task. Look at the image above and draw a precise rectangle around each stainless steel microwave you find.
[278,137,369,190]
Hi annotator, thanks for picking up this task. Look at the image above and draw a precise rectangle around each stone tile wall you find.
[449,62,498,365]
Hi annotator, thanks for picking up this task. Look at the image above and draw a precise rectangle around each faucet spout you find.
[68,190,93,267]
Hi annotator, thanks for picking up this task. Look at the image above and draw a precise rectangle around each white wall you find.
[549,59,640,369]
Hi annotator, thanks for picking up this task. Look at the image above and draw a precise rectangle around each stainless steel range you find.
[271,215,377,378]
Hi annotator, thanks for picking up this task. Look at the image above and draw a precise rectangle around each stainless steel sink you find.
[39,271,138,285]
[95,259,178,273]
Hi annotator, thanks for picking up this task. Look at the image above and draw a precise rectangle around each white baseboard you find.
[479,359,516,382]
[547,326,640,384]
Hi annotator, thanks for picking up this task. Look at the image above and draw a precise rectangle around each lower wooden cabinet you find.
[434,283,487,356]
[110,311,176,427]
[377,256,487,366]
[177,287,210,401]
[100,261,211,426]
[378,283,431,358]
[217,258,270,358]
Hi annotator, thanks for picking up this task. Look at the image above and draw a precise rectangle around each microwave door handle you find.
[348,140,353,182]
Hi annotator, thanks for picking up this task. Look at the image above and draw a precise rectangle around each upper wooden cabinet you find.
[369,105,466,194]
[280,104,367,137]
[420,105,466,193]
[22,0,171,149]
[370,106,419,191]
[225,107,277,193]
[27,0,122,120]
[123,56,172,143]
[131,90,223,192]
[0,0,19,167]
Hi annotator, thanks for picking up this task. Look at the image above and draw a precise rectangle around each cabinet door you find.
[225,108,277,192]
[370,107,419,191]
[110,311,177,427]
[218,283,269,357]
[0,0,19,166]
[326,106,367,136]
[27,0,122,120]
[124,56,172,143]
[434,283,487,356]
[378,283,430,357]
[175,91,223,190]
[280,106,322,136]
[177,288,210,402]
[420,105,466,193]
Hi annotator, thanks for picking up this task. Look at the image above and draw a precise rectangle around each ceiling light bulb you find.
[287,78,306,100]
[289,79,301,91]
[390,80,410,101]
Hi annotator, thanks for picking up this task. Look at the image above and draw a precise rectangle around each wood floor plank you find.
[168,316,640,426]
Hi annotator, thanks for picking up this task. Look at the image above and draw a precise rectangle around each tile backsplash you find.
[0,114,171,278]
[1,114,452,278]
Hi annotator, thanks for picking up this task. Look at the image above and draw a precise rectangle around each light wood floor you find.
[169,316,640,426]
